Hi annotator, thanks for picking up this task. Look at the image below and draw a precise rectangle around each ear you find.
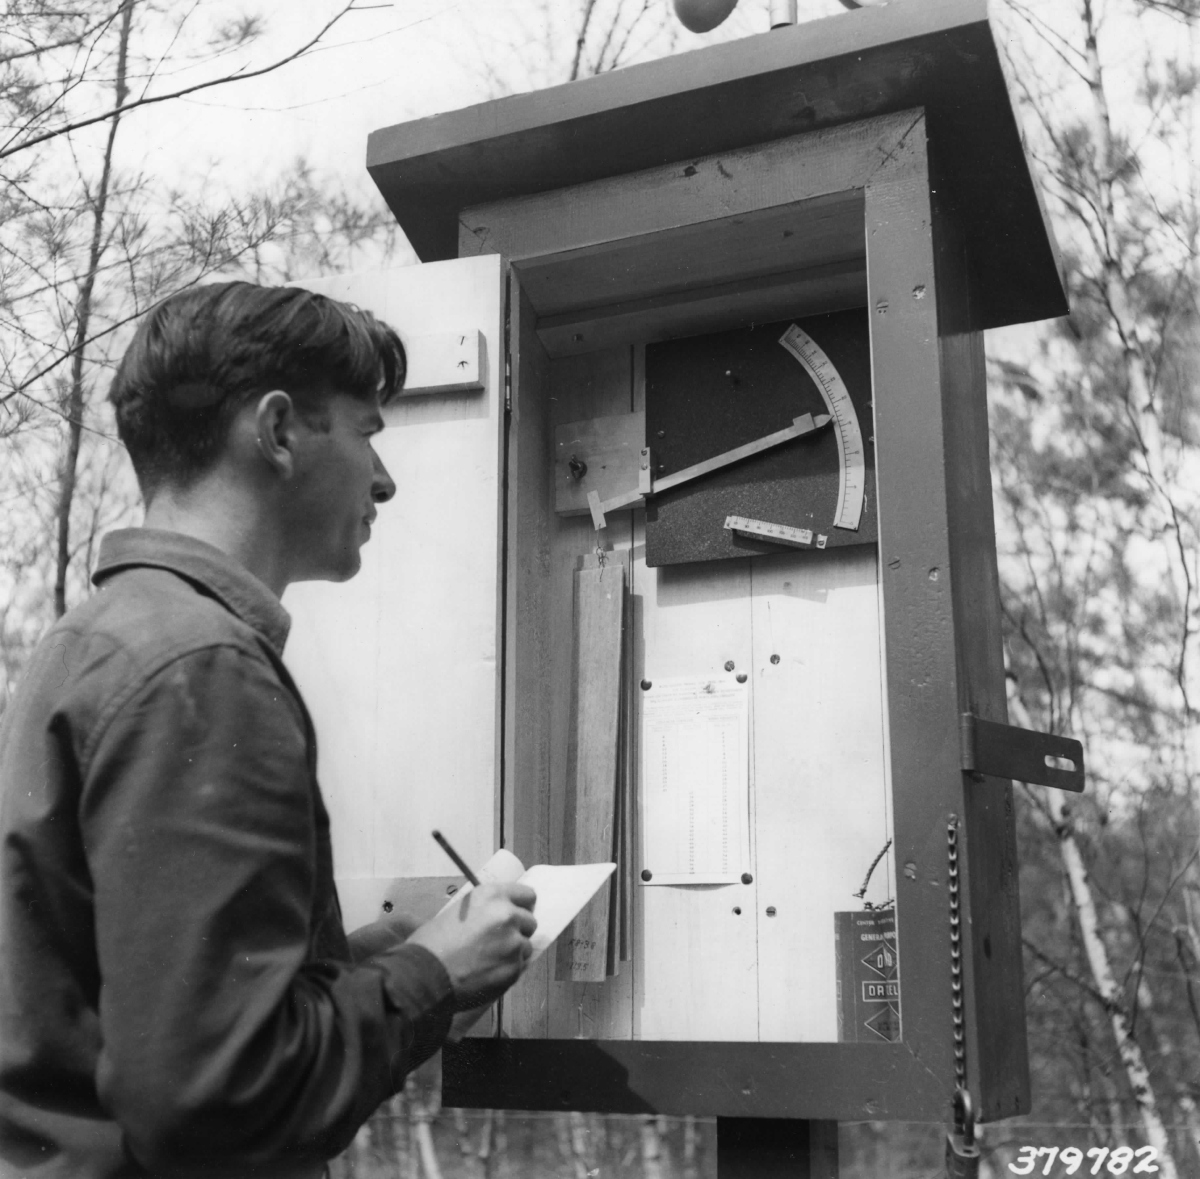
[254,391,297,480]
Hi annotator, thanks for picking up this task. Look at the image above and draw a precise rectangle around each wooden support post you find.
[555,554,625,982]
[716,1119,838,1179]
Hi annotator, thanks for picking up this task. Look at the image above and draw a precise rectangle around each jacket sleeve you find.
[79,643,454,1176]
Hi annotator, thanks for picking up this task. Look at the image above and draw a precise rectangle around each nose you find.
[371,448,396,504]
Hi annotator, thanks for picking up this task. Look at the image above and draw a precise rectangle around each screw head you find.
[640,679,652,691]
[641,869,653,882]
[736,673,747,683]
[382,900,394,913]
[770,653,781,665]
[724,660,735,672]
[741,872,753,885]
[766,906,777,917]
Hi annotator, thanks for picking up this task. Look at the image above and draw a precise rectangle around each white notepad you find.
[451,849,616,962]
[444,850,615,1040]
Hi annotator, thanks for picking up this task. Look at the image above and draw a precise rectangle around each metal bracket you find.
[960,713,1084,793]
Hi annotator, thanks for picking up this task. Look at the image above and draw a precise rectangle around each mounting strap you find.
[960,713,1084,793]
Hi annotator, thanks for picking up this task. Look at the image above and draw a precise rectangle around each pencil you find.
[432,829,481,887]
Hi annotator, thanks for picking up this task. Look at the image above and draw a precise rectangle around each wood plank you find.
[930,164,1031,1117]
[509,192,864,318]
[283,257,505,887]
[459,117,914,267]
[622,346,646,967]
[501,276,555,1037]
[402,329,485,394]
[443,1038,944,1119]
[632,547,760,1041]
[541,346,637,1040]
[336,875,463,934]
[555,411,645,515]
[863,114,965,1100]
[556,558,625,983]
[748,548,891,1043]
[535,258,866,359]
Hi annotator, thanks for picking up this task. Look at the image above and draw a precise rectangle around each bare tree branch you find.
[0,2,357,161]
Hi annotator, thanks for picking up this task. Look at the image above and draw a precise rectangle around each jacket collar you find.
[92,528,291,655]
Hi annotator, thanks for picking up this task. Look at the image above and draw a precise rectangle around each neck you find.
[142,478,290,597]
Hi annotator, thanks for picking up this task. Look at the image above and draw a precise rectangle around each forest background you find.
[1,0,1197,1176]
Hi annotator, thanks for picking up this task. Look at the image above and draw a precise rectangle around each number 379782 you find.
[1009,1147,1159,1175]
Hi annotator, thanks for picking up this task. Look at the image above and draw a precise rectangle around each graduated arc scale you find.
[777,323,867,533]
[587,322,867,537]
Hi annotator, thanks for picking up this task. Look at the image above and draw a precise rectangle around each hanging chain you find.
[947,815,967,1092]
[946,818,978,1178]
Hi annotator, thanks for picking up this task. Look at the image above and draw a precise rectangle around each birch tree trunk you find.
[1079,0,1196,723]
[1010,694,1179,1176]
[681,1116,698,1179]
[407,1061,445,1179]
[1136,976,1200,1169]
[53,0,133,618]
[640,1116,665,1179]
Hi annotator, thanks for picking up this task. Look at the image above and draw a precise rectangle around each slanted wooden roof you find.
[366,0,1066,330]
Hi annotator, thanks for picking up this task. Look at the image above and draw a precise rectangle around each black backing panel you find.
[644,308,876,567]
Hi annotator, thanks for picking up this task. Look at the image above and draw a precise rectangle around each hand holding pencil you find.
[406,831,538,1010]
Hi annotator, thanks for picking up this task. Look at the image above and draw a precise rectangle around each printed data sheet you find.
[639,677,750,885]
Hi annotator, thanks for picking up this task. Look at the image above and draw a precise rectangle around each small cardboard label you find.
[835,909,901,1042]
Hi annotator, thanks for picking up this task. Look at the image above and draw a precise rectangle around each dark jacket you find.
[0,529,454,1178]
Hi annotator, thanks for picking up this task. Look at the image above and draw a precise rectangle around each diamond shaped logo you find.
[861,941,898,979]
[865,1003,901,1041]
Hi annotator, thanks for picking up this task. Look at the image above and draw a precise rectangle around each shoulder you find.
[65,565,273,682]
[11,568,293,770]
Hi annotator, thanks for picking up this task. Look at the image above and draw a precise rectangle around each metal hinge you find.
[960,712,1084,793]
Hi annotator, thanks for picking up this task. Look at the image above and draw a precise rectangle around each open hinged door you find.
[283,255,506,936]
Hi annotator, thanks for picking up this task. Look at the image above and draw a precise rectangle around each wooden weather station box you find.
[283,0,1083,1135]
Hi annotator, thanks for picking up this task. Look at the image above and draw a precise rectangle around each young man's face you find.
[286,391,395,583]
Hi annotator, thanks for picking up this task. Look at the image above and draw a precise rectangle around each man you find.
[0,283,536,1177]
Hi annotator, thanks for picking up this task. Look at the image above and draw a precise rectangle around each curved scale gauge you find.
[778,323,866,532]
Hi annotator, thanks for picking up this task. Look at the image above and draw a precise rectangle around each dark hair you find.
[109,281,407,493]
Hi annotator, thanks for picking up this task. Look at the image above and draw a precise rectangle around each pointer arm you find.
[588,412,830,529]
[652,412,830,495]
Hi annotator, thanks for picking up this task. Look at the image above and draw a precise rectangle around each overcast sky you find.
[123,0,852,235]
[99,0,1184,280]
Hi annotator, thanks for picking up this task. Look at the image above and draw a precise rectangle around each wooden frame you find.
[433,108,1029,1124]
[348,0,1069,1127]
[367,0,1064,330]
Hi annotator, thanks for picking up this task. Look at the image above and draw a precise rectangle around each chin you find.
[309,553,362,583]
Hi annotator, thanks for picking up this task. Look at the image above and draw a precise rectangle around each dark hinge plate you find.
[960,713,1084,793]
